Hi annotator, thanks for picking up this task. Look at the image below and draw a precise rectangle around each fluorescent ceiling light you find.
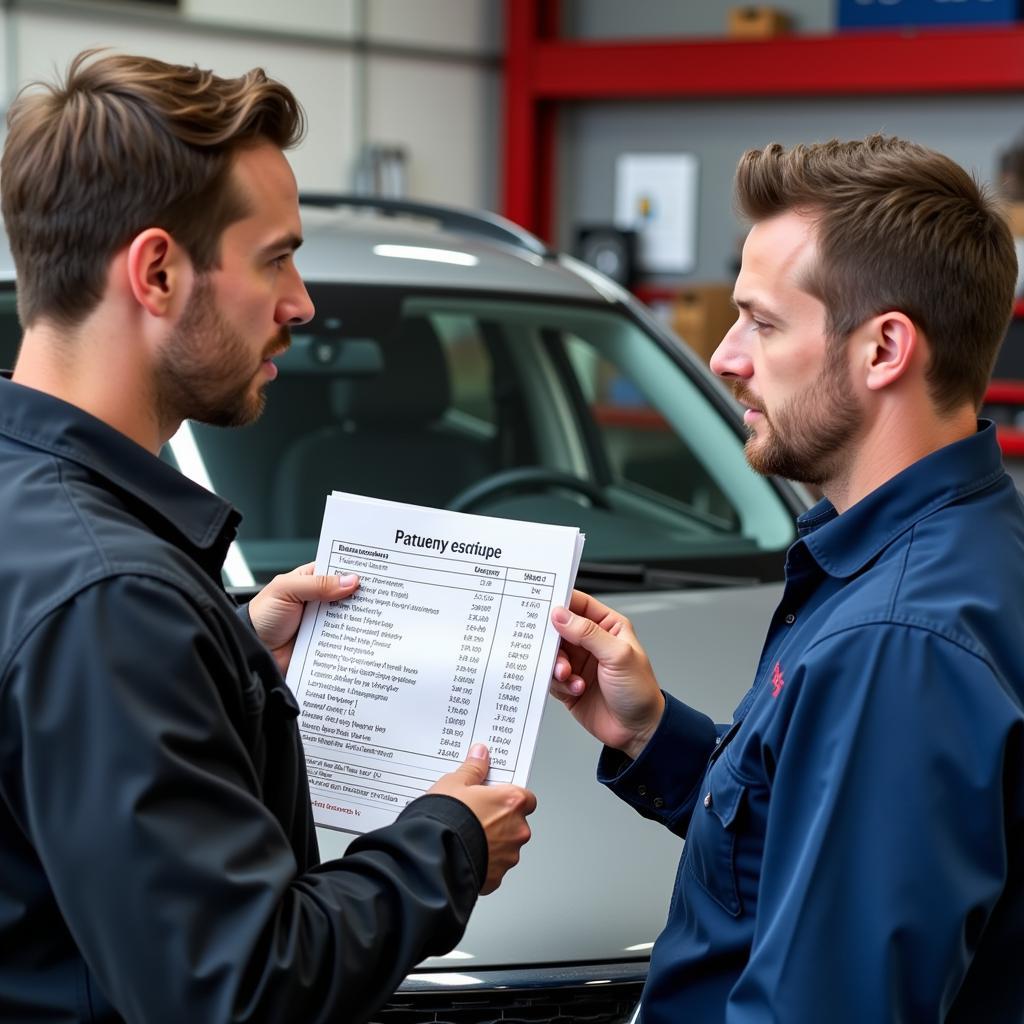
[624,941,655,952]
[167,422,255,588]
[436,949,475,960]
[373,243,478,266]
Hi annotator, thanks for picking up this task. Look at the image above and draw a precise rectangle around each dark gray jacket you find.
[0,374,485,1023]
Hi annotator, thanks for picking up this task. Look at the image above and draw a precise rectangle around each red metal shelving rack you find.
[502,2,1024,242]
[501,4,1024,459]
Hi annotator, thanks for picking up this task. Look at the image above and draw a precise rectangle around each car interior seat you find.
[271,316,494,537]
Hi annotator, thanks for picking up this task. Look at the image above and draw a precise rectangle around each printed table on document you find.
[294,539,556,824]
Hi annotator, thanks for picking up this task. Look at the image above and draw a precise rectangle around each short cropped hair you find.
[1,50,305,328]
[735,135,1016,413]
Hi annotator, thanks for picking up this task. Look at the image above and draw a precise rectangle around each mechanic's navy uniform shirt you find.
[603,422,1024,1022]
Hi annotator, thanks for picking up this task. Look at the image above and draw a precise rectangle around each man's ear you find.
[125,228,191,317]
[862,312,919,393]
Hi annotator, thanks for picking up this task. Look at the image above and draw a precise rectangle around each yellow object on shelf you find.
[727,6,792,39]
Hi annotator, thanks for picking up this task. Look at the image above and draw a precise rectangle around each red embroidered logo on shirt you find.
[771,662,785,699]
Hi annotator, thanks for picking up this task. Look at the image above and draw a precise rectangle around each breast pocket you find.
[684,760,748,916]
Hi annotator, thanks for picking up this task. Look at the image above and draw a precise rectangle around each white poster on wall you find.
[614,153,699,274]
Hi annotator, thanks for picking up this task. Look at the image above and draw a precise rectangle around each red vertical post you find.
[502,0,559,243]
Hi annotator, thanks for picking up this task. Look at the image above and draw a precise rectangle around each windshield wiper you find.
[575,560,760,592]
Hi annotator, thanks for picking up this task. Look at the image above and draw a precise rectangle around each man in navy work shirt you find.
[0,53,535,1022]
[550,136,1024,1021]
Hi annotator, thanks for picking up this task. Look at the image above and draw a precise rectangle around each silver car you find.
[0,199,808,1022]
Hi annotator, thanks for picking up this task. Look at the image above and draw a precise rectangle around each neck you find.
[12,316,175,455]
[822,396,976,514]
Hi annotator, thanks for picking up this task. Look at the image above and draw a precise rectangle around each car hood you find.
[315,579,783,970]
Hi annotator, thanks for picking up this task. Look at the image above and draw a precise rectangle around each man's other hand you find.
[248,563,360,675]
[428,745,536,895]
[549,589,665,760]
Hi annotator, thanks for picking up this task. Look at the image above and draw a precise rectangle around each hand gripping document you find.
[285,491,585,834]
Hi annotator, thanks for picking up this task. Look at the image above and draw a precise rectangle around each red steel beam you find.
[531,26,1024,100]
[502,0,537,231]
[997,429,1024,456]
[502,0,560,240]
[987,381,1024,404]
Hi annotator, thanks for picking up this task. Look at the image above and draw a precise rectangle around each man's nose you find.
[278,269,315,326]
[709,320,752,380]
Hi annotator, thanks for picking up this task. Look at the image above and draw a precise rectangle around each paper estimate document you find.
[285,491,585,835]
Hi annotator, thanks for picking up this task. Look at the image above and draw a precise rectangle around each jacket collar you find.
[794,420,1006,579]
[0,374,239,561]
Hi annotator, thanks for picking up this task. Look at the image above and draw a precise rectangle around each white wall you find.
[0,0,501,208]
[367,55,493,211]
[183,0,356,35]
[368,0,493,50]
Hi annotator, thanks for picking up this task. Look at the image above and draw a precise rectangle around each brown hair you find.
[1,50,305,328]
[735,135,1016,413]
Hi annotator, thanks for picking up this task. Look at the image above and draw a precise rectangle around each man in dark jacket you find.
[0,51,535,1023]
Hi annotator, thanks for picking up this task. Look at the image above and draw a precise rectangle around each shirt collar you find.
[0,374,239,563]
[794,420,1006,579]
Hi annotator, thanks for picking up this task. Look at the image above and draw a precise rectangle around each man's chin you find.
[743,440,771,477]
[743,435,795,480]
[191,388,266,429]
[238,386,267,426]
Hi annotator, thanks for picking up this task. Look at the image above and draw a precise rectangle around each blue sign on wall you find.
[838,0,1024,28]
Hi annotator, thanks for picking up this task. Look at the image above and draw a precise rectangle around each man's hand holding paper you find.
[428,743,537,894]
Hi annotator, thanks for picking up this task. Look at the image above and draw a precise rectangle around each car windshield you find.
[0,282,796,588]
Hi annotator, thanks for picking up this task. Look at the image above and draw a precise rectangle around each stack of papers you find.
[285,491,585,834]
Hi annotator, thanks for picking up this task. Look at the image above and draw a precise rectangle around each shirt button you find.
[703,792,713,809]
[653,797,664,809]
[637,785,648,797]
[714,735,722,746]
[784,612,796,625]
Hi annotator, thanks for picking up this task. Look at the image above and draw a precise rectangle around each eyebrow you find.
[732,295,786,327]
[259,233,304,259]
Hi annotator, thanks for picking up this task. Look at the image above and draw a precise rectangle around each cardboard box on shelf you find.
[727,6,791,38]
[671,284,737,364]
[1004,203,1024,298]
[1007,202,1024,239]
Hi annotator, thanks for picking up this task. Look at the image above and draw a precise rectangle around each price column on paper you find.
[470,569,555,774]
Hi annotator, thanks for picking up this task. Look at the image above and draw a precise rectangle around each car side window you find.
[430,313,496,428]
[560,332,739,528]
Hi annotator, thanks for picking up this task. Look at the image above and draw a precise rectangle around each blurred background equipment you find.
[352,143,409,198]
[574,225,638,287]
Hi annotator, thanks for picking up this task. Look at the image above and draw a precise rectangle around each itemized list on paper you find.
[286,492,584,835]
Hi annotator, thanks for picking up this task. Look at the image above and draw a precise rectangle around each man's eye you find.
[752,319,772,333]
[270,254,289,269]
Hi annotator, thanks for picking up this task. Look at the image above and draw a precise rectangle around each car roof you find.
[0,198,612,304]
[296,204,605,300]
